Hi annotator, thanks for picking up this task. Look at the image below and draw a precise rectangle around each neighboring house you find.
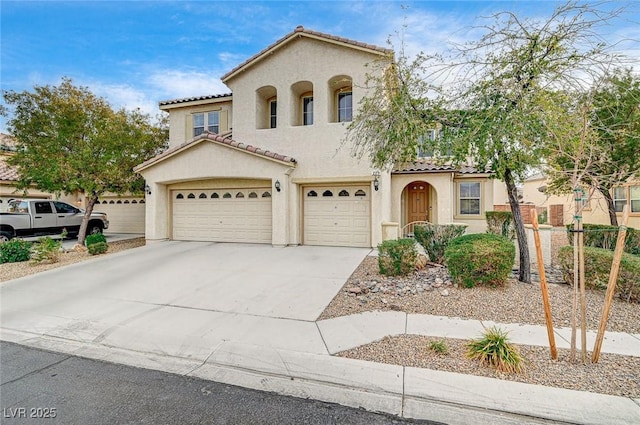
[135,26,504,248]
[522,173,640,229]
[0,133,145,232]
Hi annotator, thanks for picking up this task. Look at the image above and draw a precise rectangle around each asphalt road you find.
[0,342,440,425]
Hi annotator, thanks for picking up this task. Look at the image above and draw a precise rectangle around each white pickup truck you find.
[0,199,109,242]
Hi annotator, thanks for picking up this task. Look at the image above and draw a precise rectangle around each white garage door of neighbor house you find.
[172,189,272,243]
[303,186,370,248]
[96,198,145,233]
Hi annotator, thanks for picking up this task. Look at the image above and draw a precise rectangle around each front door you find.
[408,183,429,223]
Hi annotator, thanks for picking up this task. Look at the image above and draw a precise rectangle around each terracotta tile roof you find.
[393,160,489,175]
[0,157,20,181]
[134,131,297,172]
[222,26,392,82]
[158,93,232,107]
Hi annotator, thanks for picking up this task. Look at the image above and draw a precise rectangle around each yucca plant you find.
[428,340,448,355]
[466,326,525,373]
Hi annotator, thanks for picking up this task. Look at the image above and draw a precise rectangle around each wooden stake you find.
[531,209,558,360]
[592,205,630,363]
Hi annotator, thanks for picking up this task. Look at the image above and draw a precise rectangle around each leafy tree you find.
[346,1,623,283]
[545,68,640,225]
[3,78,167,244]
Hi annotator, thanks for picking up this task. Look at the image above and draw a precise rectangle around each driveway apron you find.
[0,241,370,360]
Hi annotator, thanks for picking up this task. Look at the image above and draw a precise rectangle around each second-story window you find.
[338,91,352,122]
[193,111,220,137]
[303,96,314,126]
[269,100,277,129]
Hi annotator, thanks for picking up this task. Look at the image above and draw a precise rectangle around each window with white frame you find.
[338,91,352,122]
[269,100,277,129]
[458,181,481,215]
[613,186,627,212]
[417,129,438,158]
[303,95,314,126]
[630,185,640,213]
[193,111,220,136]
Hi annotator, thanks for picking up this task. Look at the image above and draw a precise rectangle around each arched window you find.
[223,192,232,199]
[236,192,245,198]
[116,200,122,204]
[307,190,318,197]
[322,190,333,197]
[354,190,366,197]
[290,81,313,126]
[132,200,138,204]
[199,193,207,199]
[261,191,272,198]
[211,193,219,199]
[109,200,115,204]
[187,193,195,199]
[248,192,258,198]
[256,86,277,129]
[176,193,184,199]
[124,200,130,204]
[339,190,350,197]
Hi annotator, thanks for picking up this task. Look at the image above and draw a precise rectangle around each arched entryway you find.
[402,181,438,227]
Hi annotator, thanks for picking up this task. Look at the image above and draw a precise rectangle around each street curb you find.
[2,330,639,425]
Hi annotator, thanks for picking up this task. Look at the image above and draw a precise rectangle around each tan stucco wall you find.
[522,178,640,228]
[139,141,295,245]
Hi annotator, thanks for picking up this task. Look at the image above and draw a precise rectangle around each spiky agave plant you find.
[466,326,525,373]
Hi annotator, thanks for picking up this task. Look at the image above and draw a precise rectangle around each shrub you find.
[85,233,107,246]
[0,239,32,264]
[444,233,515,288]
[557,245,640,303]
[87,241,108,255]
[413,223,467,264]
[31,236,62,264]
[377,239,417,276]
[566,223,640,256]
[466,326,525,373]
[485,211,516,240]
[428,340,448,355]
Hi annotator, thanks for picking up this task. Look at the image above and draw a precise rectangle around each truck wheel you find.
[0,231,12,242]
[88,223,103,235]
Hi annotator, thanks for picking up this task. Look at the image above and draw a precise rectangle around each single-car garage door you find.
[96,197,145,233]
[172,188,272,243]
[303,185,370,247]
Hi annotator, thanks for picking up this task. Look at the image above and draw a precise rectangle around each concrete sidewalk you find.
[3,312,639,424]
[1,242,639,424]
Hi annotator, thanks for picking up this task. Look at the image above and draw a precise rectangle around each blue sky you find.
[2,1,639,132]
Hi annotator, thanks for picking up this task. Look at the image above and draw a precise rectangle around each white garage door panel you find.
[172,189,272,243]
[303,186,370,248]
[97,198,145,233]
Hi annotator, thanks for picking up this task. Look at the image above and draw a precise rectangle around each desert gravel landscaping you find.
[0,237,146,282]
[321,255,640,398]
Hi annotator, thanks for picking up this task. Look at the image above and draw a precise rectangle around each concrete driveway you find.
[1,241,370,359]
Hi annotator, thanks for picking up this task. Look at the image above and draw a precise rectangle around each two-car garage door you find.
[172,188,272,243]
[171,184,371,247]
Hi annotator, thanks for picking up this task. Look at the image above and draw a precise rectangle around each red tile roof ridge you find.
[134,131,296,172]
[222,26,391,82]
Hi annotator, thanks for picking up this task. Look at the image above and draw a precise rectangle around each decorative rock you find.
[440,289,450,297]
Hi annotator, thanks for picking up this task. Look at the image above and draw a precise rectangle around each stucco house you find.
[135,27,506,248]
[523,173,640,229]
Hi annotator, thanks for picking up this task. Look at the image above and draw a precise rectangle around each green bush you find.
[444,233,515,288]
[428,340,449,355]
[0,239,32,264]
[485,211,516,240]
[85,233,107,246]
[87,241,108,255]
[557,245,640,303]
[31,236,62,264]
[566,223,640,256]
[377,239,417,276]
[466,326,525,373]
[413,223,467,264]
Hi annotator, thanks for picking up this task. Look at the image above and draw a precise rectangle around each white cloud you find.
[146,69,230,101]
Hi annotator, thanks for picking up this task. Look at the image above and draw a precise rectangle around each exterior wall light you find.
[373,170,381,191]
[275,180,281,192]
[144,184,152,195]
